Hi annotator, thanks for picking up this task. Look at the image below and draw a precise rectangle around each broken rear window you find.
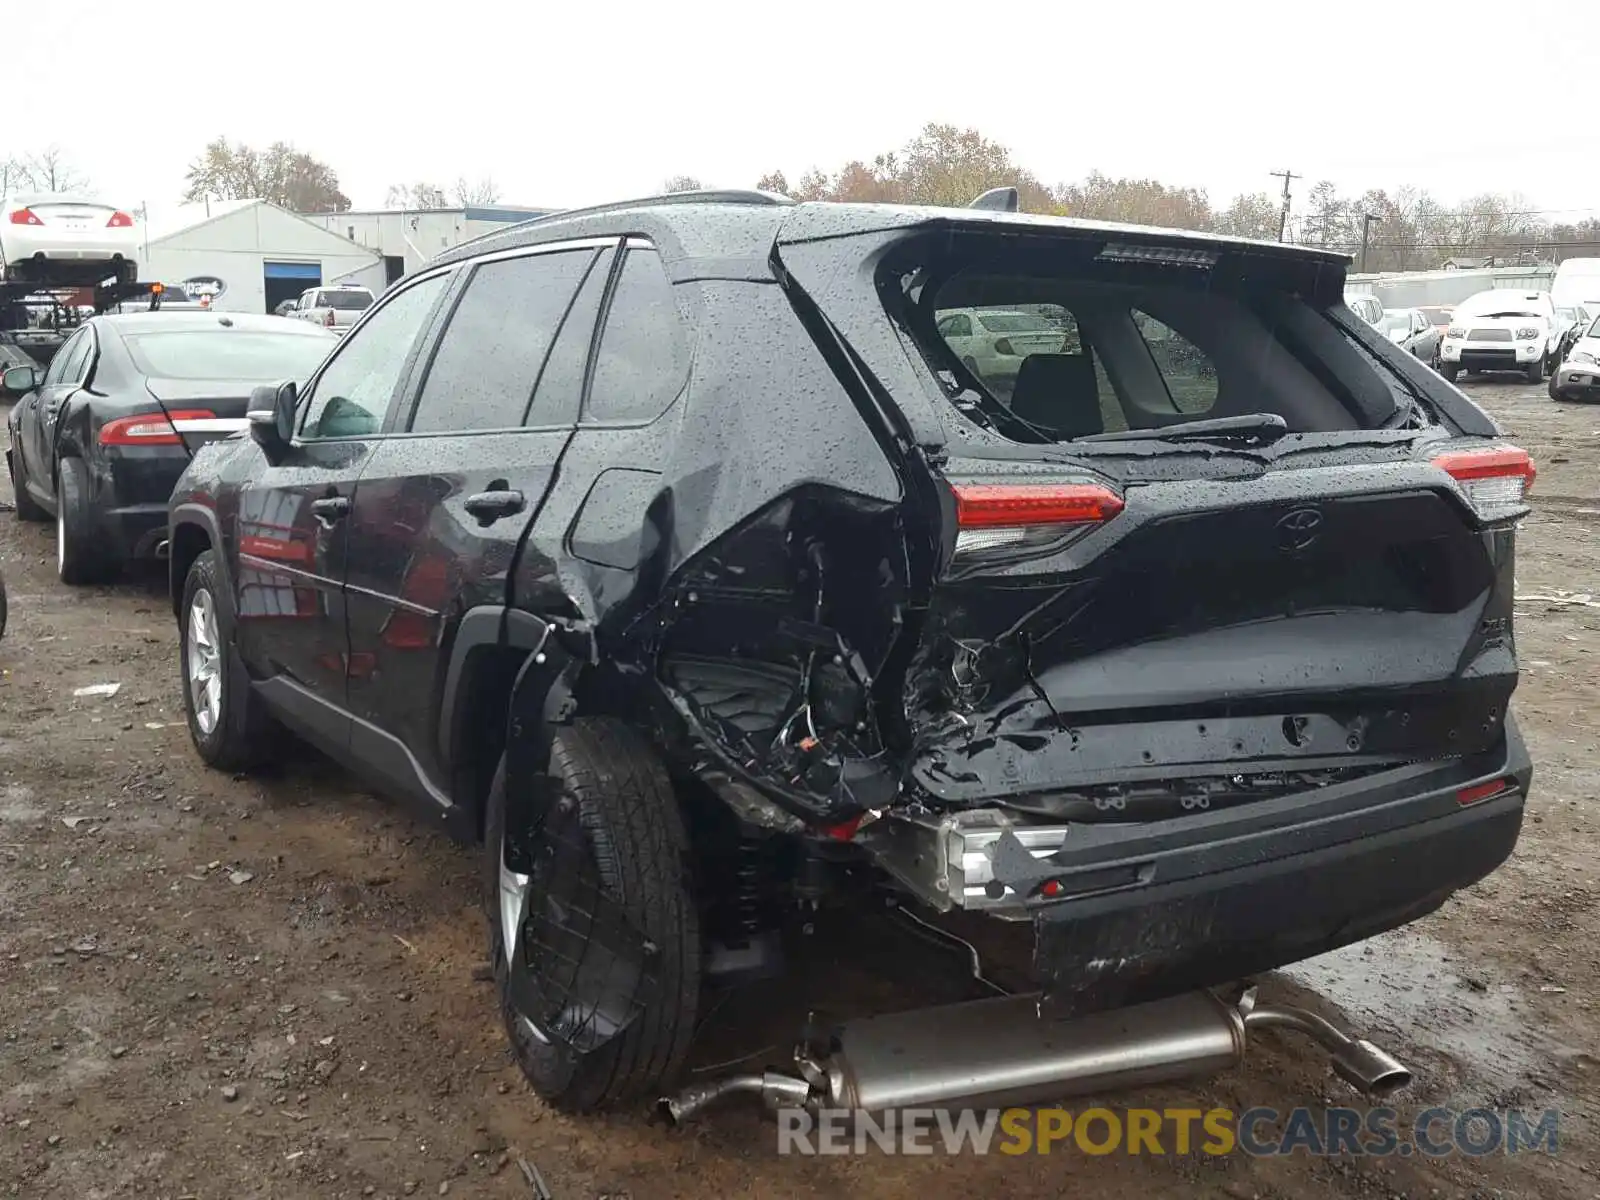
[895,231,1414,443]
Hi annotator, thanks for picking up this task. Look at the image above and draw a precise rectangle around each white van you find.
[1551,258,1600,309]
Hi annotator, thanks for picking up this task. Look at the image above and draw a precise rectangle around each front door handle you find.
[311,495,351,524]
[463,489,526,523]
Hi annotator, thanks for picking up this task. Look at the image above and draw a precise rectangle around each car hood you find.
[1454,312,1547,328]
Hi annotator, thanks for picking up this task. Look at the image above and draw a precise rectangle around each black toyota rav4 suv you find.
[167,190,1534,1114]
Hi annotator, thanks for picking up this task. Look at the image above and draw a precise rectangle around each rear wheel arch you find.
[440,607,577,841]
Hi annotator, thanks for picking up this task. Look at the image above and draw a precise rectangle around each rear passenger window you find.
[585,248,691,424]
[1133,311,1218,414]
[410,249,594,433]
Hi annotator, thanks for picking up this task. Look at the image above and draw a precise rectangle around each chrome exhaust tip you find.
[1330,1039,1413,1097]
[659,1071,812,1124]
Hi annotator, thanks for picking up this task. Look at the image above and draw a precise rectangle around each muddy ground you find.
[2,379,1597,1199]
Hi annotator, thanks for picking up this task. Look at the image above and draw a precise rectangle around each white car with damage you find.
[1549,312,1600,401]
[1439,290,1562,384]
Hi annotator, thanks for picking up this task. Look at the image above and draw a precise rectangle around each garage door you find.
[263,262,323,281]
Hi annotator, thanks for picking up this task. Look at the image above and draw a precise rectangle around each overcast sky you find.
[12,0,1597,219]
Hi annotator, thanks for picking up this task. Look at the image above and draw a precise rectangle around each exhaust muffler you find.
[662,987,1409,1123]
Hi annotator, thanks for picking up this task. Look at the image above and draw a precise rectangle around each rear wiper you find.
[1077,413,1290,447]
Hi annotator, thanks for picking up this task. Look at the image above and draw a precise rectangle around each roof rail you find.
[447,188,796,253]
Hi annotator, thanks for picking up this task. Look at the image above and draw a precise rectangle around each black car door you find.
[231,269,453,751]
[341,239,616,806]
[24,327,94,496]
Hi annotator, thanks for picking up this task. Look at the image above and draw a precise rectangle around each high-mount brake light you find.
[9,208,43,226]
[106,211,134,228]
[951,482,1125,559]
[99,408,218,447]
[1430,446,1536,521]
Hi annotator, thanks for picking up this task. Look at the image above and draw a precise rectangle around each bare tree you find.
[0,155,32,198]
[24,145,88,193]
[184,137,350,212]
[662,175,703,194]
[386,181,450,209]
[454,176,501,206]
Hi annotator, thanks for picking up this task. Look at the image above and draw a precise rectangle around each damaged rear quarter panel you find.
[516,268,912,821]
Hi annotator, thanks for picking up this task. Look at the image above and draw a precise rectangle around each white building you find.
[138,199,385,315]
[303,205,555,280]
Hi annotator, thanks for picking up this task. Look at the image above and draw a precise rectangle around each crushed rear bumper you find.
[860,718,1531,1016]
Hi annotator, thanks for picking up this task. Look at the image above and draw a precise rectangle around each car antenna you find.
[970,187,1019,212]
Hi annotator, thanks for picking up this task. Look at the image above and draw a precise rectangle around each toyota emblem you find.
[1276,507,1323,552]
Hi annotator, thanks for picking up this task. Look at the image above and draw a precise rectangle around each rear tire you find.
[484,718,700,1113]
[179,549,276,771]
[56,456,113,585]
[7,449,47,521]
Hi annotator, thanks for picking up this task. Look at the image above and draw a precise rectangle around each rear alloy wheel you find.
[6,449,47,522]
[55,456,112,585]
[484,719,700,1113]
[179,550,275,770]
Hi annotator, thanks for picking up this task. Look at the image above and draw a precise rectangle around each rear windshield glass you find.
[320,290,372,311]
[123,331,332,380]
[896,233,1416,442]
[1377,312,1413,336]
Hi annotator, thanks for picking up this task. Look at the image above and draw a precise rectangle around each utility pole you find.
[1270,169,1300,242]
[1359,213,1382,274]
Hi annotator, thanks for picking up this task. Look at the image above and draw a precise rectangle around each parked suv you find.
[166,191,1534,1116]
[288,283,374,333]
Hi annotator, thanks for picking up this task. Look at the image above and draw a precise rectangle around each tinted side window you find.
[410,249,593,434]
[60,331,95,385]
[300,273,448,440]
[42,332,83,386]
[527,247,614,427]
[585,248,691,424]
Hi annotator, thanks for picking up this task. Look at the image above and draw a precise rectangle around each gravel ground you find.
[1,378,1597,1199]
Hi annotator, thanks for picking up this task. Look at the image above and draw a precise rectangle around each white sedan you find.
[1,193,140,286]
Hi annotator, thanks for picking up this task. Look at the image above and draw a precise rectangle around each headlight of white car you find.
[1571,351,1597,366]
[1446,326,1465,339]
[1516,326,1540,340]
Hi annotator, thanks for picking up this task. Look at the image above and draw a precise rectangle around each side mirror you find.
[247,380,297,459]
[2,364,39,395]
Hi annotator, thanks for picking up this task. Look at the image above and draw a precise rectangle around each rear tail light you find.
[1431,445,1536,521]
[106,211,134,228]
[99,408,217,446]
[9,208,43,226]
[951,481,1125,560]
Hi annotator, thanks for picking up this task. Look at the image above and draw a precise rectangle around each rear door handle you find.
[311,496,351,524]
[463,489,526,523]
